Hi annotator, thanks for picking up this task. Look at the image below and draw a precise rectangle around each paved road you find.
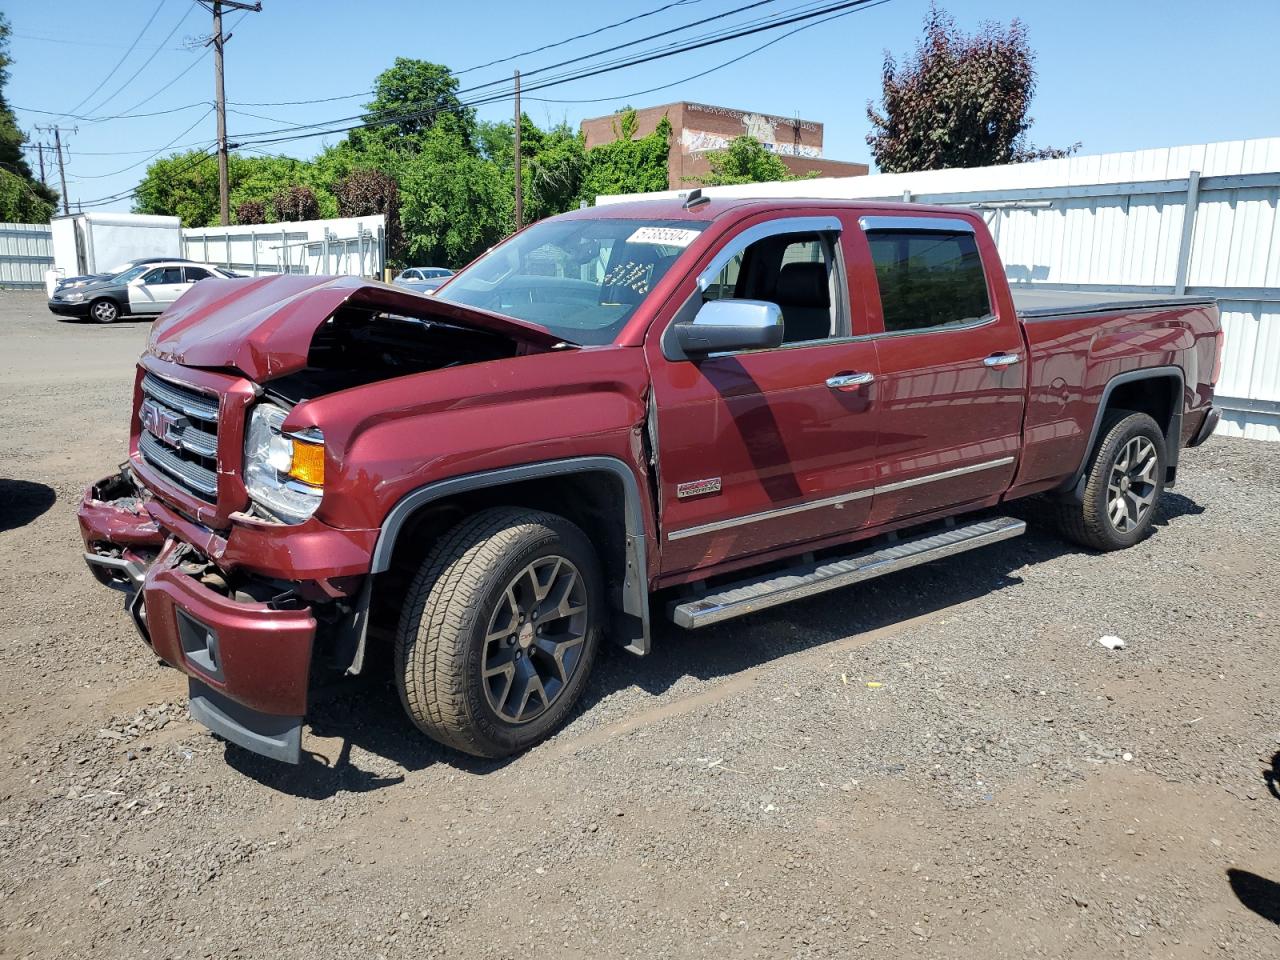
[2,292,1278,959]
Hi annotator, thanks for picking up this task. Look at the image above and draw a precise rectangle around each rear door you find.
[647,213,882,575]
[860,214,1026,524]
[128,266,186,314]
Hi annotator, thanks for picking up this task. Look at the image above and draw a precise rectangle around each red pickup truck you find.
[78,197,1222,764]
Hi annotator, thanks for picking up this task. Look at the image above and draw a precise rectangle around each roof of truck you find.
[562,196,970,223]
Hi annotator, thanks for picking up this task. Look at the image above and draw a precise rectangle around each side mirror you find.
[673,299,784,357]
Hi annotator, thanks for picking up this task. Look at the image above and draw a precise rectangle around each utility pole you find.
[203,0,261,225]
[36,125,74,214]
[31,143,48,185]
[513,69,522,232]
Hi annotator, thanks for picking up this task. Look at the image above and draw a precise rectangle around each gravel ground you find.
[1,291,1278,959]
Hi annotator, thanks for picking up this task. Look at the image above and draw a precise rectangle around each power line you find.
[526,0,891,105]
[15,101,209,123]
[58,0,169,119]
[75,145,218,209]
[79,4,199,118]
[223,0,724,108]
[227,0,808,143]
[234,0,886,150]
[67,107,216,181]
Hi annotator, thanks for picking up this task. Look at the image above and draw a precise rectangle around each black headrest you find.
[775,262,830,307]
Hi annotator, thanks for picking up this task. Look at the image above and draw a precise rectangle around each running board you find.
[668,516,1026,629]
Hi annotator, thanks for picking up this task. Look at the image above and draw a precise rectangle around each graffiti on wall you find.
[680,106,823,159]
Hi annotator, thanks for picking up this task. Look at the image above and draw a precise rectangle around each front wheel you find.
[395,507,603,758]
[89,298,120,324]
[1054,409,1167,551]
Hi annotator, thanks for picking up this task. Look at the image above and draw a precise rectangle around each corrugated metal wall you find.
[0,222,53,289]
[601,137,1280,440]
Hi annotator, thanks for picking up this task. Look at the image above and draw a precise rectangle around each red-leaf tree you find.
[866,4,1078,172]
[271,185,320,222]
[334,168,402,262]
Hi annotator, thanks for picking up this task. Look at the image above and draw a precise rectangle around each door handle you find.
[983,353,1020,368]
[826,372,875,389]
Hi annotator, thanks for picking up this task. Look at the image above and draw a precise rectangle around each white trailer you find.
[47,213,182,292]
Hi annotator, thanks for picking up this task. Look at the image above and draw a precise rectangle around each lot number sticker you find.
[627,226,701,247]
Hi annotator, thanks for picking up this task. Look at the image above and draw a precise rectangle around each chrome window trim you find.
[666,456,1015,541]
[695,215,843,292]
[858,215,976,234]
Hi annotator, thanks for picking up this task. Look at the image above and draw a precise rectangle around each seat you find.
[773,261,832,342]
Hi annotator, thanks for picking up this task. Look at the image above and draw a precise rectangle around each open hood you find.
[147,275,565,382]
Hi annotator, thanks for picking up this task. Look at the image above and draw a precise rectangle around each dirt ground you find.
[1,291,1278,959]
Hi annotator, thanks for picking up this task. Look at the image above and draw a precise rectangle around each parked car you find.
[48,260,234,323]
[78,198,1222,764]
[54,256,197,292]
[393,266,453,294]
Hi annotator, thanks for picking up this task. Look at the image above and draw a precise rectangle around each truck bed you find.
[1011,285,1215,319]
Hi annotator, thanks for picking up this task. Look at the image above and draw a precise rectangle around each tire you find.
[1053,409,1167,551]
[394,507,604,758]
[89,298,120,324]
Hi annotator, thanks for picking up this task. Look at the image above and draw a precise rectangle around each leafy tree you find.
[356,58,475,149]
[134,150,222,226]
[230,154,335,220]
[271,185,320,222]
[580,116,671,199]
[234,199,266,224]
[398,124,507,267]
[335,167,402,261]
[698,136,794,186]
[0,13,57,219]
[866,4,1077,172]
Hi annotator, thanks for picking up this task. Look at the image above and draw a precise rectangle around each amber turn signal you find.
[287,440,325,487]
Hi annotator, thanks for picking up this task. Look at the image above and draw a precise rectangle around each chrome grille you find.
[138,373,220,502]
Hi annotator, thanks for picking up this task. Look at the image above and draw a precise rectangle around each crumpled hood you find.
[147,274,564,382]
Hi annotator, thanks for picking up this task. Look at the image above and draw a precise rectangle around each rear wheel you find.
[394,507,603,758]
[90,298,120,324]
[1053,409,1166,551]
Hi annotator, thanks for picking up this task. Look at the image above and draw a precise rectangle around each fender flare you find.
[370,456,652,655]
[1062,365,1185,500]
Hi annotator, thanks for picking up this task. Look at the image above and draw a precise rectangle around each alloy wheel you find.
[92,300,118,323]
[1106,436,1159,532]
[481,556,589,724]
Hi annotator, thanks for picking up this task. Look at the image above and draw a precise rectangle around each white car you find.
[48,261,236,324]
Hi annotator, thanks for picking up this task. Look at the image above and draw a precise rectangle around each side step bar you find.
[669,516,1026,629]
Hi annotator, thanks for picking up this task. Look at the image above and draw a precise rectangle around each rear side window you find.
[184,266,212,282]
[866,230,991,332]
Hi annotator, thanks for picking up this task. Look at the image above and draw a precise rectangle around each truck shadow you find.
[227,493,1205,797]
[0,479,56,532]
[1227,869,1280,925]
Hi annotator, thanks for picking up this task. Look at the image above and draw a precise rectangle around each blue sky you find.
[9,0,1280,212]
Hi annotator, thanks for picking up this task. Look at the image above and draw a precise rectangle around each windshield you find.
[438,217,707,344]
[112,265,149,283]
[105,261,134,276]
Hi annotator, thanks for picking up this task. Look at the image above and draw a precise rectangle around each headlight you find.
[63,291,85,302]
[243,402,324,523]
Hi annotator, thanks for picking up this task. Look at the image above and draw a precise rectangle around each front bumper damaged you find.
[78,468,375,764]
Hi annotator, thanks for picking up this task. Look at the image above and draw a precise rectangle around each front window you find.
[438,217,707,345]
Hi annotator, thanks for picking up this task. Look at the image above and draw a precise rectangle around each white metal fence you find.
[0,222,53,289]
[601,137,1280,441]
[180,215,386,279]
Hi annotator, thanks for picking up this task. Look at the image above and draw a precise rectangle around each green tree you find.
[0,13,57,220]
[398,124,507,267]
[580,115,671,200]
[866,4,1077,172]
[356,58,475,150]
[134,150,222,226]
[698,136,795,186]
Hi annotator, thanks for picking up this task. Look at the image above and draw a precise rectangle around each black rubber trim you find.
[371,456,652,655]
[1061,365,1186,499]
[187,678,302,764]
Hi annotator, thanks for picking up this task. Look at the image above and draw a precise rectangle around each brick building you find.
[580,101,869,190]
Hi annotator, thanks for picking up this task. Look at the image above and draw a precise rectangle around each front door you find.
[859,215,1026,524]
[648,214,881,576]
[128,266,186,314]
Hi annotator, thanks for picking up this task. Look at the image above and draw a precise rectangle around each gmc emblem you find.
[140,400,184,446]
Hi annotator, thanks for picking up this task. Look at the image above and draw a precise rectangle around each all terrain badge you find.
[676,477,722,499]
